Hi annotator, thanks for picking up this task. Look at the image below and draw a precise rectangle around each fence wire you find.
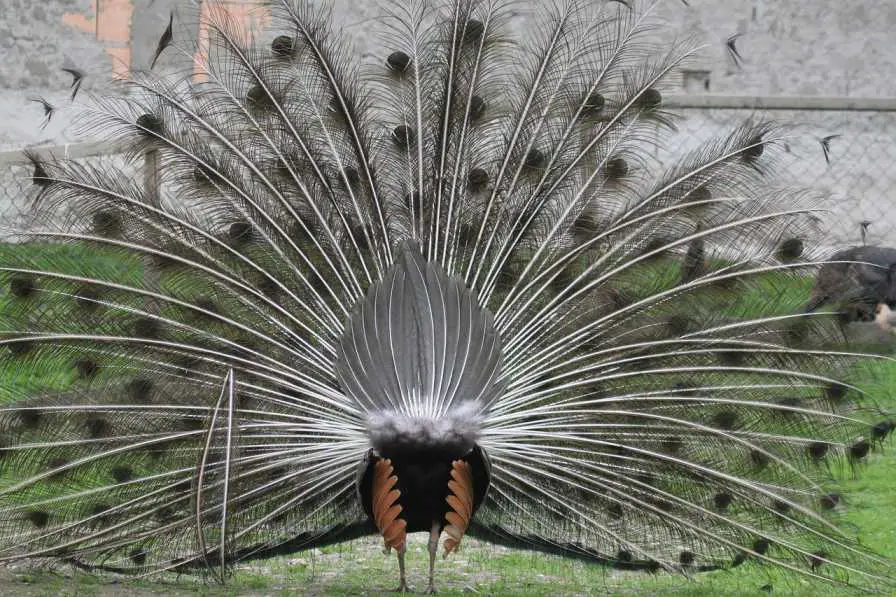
[0,101,894,250]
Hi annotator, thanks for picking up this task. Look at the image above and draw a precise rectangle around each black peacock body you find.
[1,0,894,592]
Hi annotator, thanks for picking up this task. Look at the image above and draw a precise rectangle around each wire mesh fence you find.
[0,95,894,251]
[662,96,896,250]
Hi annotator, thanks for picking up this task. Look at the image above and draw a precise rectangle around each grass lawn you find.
[0,243,893,595]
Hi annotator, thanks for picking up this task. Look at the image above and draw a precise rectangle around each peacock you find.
[1,0,894,593]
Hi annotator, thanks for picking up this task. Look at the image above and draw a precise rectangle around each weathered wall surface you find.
[3,0,896,244]
[9,0,895,95]
[652,0,896,97]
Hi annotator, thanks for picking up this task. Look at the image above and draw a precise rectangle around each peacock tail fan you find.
[0,0,893,590]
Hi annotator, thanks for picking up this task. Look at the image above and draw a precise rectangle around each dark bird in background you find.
[804,245,896,318]
[2,0,894,593]
[28,96,55,130]
[726,33,744,69]
[61,67,86,101]
[820,134,840,165]
[149,11,174,70]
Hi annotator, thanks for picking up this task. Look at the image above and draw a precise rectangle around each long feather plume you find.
[0,0,891,590]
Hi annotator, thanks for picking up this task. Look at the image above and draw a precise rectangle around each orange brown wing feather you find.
[372,459,407,553]
[443,459,474,555]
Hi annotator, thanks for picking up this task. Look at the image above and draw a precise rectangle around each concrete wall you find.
[8,0,893,96]
[654,0,896,97]
[2,0,895,244]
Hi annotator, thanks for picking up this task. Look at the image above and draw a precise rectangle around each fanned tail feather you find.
[0,0,892,589]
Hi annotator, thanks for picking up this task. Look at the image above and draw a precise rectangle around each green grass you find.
[0,243,894,595]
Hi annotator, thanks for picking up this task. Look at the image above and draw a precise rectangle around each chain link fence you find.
[0,96,894,250]
[663,96,896,250]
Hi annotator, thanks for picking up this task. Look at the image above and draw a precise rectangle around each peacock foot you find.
[393,580,411,593]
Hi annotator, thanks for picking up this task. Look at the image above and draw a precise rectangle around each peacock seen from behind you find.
[2,0,894,592]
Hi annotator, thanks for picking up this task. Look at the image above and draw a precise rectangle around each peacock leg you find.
[425,521,441,593]
[394,546,410,593]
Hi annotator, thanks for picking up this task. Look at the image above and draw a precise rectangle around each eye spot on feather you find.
[386,51,411,73]
[688,185,712,203]
[775,396,801,415]
[129,548,148,566]
[615,549,633,564]
[583,92,604,115]
[711,410,738,430]
[257,276,280,301]
[189,296,219,323]
[604,157,628,180]
[74,358,99,380]
[819,492,840,510]
[85,416,110,439]
[784,320,810,345]
[92,210,123,238]
[468,95,486,121]
[88,502,111,522]
[125,377,154,403]
[391,125,415,148]
[7,339,34,357]
[752,538,770,555]
[742,135,764,164]
[17,409,42,429]
[271,35,294,57]
[155,506,176,524]
[341,166,361,190]
[111,466,133,484]
[9,275,37,299]
[25,510,49,528]
[228,221,255,247]
[661,436,683,455]
[46,457,70,480]
[73,286,101,313]
[246,85,275,113]
[732,551,747,566]
[824,382,848,402]
[750,449,770,469]
[678,550,695,566]
[136,113,164,137]
[665,315,692,336]
[717,349,744,367]
[849,438,870,460]
[772,499,790,515]
[713,492,733,511]
[132,317,161,340]
[467,168,489,191]
[463,19,484,44]
[807,441,828,460]
[524,148,545,169]
[776,237,803,263]
[606,502,624,519]
[637,88,662,110]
